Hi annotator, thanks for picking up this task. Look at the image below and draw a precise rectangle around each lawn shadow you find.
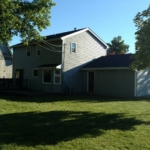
[0,111,149,146]
[0,94,149,103]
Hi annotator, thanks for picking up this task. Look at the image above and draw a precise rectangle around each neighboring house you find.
[81,54,150,97]
[11,28,109,93]
[0,43,12,78]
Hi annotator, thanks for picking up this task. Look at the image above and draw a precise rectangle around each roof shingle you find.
[82,54,134,68]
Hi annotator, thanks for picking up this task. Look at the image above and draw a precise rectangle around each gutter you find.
[81,67,130,70]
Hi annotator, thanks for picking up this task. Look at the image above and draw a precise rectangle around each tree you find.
[0,0,55,45]
[107,36,129,55]
[131,5,150,70]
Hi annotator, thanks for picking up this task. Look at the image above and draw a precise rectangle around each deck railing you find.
[0,78,28,89]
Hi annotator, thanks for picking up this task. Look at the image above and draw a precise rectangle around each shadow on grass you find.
[0,111,149,146]
[0,94,148,103]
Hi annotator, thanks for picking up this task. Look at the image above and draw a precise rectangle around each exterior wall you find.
[81,70,135,97]
[81,71,88,92]
[63,30,107,93]
[136,69,150,97]
[13,40,62,92]
[0,44,12,78]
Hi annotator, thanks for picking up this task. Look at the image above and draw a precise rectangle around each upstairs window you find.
[71,43,77,53]
[32,69,39,78]
[26,46,31,57]
[54,69,61,84]
[36,45,41,56]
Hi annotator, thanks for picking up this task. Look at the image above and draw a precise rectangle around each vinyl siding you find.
[13,40,62,92]
[63,30,107,93]
[0,44,12,78]
[94,70,135,97]
[136,69,150,97]
[81,70,135,97]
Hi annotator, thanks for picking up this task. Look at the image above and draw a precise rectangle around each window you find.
[26,46,31,57]
[54,69,61,84]
[43,69,52,84]
[71,43,77,53]
[36,45,41,56]
[32,69,39,78]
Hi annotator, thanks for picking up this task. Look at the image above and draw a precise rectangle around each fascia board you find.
[87,28,109,49]
[61,27,109,49]
[81,67,130,70]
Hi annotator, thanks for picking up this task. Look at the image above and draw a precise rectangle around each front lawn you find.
[0,95,150,150]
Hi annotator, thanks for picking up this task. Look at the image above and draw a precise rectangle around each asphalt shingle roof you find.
[83,54,134,68]
[11,28,85,48]
[46,28,85,40]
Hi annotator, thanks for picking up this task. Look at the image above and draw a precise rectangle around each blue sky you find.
[10,0,150,53]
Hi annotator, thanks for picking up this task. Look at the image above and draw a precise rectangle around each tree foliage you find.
[0,0,55,45]
[107,36,129,55]
[131,5,150,70]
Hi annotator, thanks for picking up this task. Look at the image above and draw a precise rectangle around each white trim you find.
[42,69,52,84]
[53,69,61,84]
[134,71,137,97]
[32,68,39,78]
[87,71,95,92]
[38,64,62,70]
[56,64,62,69]
[70,42,77,53]
[81,67,130,71]
[61,28,109,49]
[61,28,88,40]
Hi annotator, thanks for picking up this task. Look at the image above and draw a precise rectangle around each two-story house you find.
[11,28,109,93]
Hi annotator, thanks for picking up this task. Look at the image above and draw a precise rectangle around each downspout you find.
[134,71,137,97]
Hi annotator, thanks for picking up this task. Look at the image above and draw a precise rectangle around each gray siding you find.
[63,31,107,93]
[136,70,150,97]
[13,40,62,92]
[94,70,135,97]
[0,43,12,78]
[81,70,135,97]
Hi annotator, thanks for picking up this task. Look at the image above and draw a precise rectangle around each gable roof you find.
[82,54,134,70]
[10,28,109,48]
[46,28,85,40]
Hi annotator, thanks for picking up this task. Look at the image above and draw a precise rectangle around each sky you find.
[9,0,150,54]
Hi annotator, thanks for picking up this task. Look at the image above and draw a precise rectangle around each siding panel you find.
[136,70,150,97]
[63,31,107,92]
[94,70,135,97]
[0,43,12,78]
[13,40,62,92]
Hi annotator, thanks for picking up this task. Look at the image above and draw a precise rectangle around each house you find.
[0,43,12,78]
[11,28,109,93]
[81,54,150,97]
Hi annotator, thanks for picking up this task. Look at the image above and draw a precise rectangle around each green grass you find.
[0,95,150,150]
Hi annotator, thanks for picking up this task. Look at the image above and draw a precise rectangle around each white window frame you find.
[70,42,77,53]
[32,69,39,78]
[36,45,41,57]
[42,69,52,84]
[26,46,31,57]
[53,69,61,84]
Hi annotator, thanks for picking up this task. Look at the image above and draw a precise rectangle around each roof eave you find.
[10,38,61,49]
[61,28,109,49]
[81,67,131,70]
